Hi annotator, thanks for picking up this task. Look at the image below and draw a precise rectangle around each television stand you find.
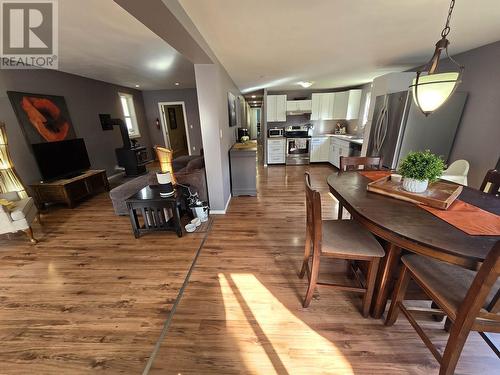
[31,169,110,209]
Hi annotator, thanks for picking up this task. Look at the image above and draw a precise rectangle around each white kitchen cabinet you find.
[310,137,329,162]
[267,138,286,164]
[346,89,362,120]
[286,100,312,113]
[266,95,287,122]
[333,91,349,119]
[311,93,335,120]
[329,137,352,168]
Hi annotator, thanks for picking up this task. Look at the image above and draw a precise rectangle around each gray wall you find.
[417,41,500,188]
[0,69,150,186]
[194,63,239,212]
[141,88,202,155]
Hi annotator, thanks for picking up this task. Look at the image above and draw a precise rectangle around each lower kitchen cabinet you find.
[310,137,329,162]
[267,138,286,164]
[328,138,352,169]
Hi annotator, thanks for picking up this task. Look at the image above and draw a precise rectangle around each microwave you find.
[268,128,283,137]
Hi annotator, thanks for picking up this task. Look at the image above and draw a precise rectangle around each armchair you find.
[0,191,39,243]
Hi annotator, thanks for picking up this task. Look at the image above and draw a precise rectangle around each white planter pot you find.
[402,178,428,193]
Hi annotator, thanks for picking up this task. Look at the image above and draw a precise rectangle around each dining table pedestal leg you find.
[372,242,402,318]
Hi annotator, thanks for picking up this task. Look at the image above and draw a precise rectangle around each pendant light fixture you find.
[410,0,464,116]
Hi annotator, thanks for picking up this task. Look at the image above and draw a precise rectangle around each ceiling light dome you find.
[410,0,464,116]
[298,81,313,88]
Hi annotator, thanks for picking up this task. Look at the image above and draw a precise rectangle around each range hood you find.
[286,99,312,115]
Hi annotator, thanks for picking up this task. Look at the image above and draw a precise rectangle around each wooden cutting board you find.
[367,176,463,210]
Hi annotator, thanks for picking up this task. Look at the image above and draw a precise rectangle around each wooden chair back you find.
[458,241,500,324]
[340,156,383,171]
[480,169,500,196]
[304,172,322,253]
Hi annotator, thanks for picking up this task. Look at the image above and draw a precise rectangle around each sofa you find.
[109,155,207,215]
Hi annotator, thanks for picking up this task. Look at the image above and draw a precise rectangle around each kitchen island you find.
[229,140,257,196]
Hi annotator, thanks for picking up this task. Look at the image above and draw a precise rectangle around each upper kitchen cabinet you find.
[286,100,312,114]
[333,91,349,119]
[266,95,287,122]
[311,93,335,120]
[346,89,362,120]
[332,90,362,120]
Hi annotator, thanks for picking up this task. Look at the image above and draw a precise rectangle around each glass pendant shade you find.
[411,72,460,115]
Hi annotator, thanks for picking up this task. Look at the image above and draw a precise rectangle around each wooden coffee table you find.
[126,185,184,238]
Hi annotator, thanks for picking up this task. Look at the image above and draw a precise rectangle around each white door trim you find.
[158,101,192,155]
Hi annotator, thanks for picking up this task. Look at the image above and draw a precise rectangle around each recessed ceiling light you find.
[251,95,256,98]
[135,84,140,88]
[174,82,180,86]
[298,81,313,88]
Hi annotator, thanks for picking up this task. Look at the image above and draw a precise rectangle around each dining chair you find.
[480,169,500,196]
[385,241,500,375]
[441,159,469,186]
[337,156,383,219]
[299,172,385,317]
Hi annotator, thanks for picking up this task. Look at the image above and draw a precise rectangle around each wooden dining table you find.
[327,171,500,318]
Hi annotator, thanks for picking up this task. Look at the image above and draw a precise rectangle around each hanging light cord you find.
[441,0,455,38]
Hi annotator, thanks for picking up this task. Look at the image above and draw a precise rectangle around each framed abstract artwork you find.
[7,91,76,143]
[227,92,237,127]
[167,107,177,130]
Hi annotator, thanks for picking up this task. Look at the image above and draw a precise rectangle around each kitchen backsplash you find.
[268,117,360,136]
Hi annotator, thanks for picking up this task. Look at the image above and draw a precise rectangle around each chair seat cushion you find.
[321,220,385,258]
[402,254,500,314]
[9,197,35,221]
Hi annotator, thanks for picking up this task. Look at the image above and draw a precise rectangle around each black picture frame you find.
[168,107,177,130]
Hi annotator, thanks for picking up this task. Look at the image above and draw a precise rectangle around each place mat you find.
[359,170,392,181]
[360,171,500,236]
[421,200,500,236]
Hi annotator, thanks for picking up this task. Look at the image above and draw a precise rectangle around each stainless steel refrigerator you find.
[366,90,467,170]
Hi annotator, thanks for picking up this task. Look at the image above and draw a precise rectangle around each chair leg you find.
[303,251,320,308]
[299,230,311,279]
[439,319,474,375]
[337,203,343,220]
[362,257,380,318]
[23,227,38,244]
[385,264,410,326]
[36,213,42,225]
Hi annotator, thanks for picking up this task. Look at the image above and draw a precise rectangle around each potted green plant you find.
[399,150,445,193]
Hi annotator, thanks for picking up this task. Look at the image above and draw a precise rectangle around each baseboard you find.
[210,194,232,215]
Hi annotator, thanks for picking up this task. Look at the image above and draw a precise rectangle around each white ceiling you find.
[58,0,195,90]
[178,0,500,92]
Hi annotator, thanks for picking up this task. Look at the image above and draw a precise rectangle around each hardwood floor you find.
[148,163,498,374]
[0,163,497,374]
[0,194,206,374]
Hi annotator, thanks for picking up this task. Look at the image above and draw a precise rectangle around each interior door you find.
[162,104,188,157]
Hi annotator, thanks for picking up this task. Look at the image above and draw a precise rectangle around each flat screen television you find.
[32,138,91,181]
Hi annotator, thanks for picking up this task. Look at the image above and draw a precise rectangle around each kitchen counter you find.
[231,140,257,151]
[316,133,363,145]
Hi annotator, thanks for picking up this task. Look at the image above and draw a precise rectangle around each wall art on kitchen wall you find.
[7,91,76,144]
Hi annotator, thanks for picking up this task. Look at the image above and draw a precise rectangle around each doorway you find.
[158,102,191,156]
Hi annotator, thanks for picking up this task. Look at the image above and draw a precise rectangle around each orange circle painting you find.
[7,91,76,144]
[21,96,70,142]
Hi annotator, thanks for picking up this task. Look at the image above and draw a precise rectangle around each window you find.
[362,91,371,127]
[119,93,140,138]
